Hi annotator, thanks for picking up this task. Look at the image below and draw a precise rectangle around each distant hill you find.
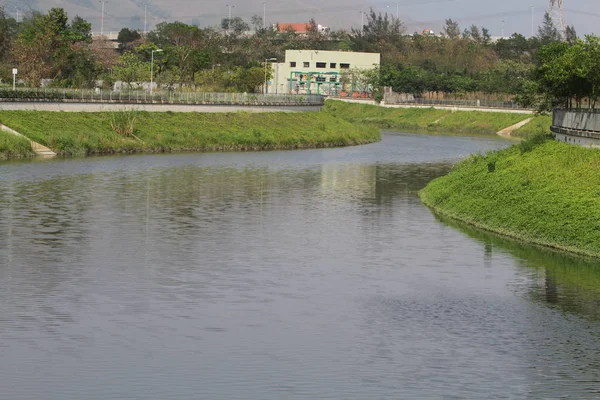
[6,0,425,35]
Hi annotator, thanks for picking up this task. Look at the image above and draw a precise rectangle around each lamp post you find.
[99,1,107,36]
[531,5,535,38]
[226,4,234,32]
[264,57,276,95]
[359,11,365,34]
[151,49,163,97]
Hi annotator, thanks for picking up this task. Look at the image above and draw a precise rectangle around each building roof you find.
[277,23,310,33]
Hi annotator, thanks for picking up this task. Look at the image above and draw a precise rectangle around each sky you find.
[6,0,600,37]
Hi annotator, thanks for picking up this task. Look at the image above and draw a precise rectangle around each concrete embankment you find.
[551,108,600,147]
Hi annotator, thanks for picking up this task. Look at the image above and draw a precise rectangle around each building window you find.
[316,62,326,68]
[303,62,310,68]
[330,63,337,68]
[329,77,337,82]
[340,63,350,69]
[290,62,296,67]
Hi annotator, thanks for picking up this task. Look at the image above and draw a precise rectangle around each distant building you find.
[274,23,329,34]
[267,50,380,95]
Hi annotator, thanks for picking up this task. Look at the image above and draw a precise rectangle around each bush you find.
[110,109,139,138]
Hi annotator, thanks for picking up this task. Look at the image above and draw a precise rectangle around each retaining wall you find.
[551,109,600,148]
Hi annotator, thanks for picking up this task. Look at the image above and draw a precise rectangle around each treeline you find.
[0,5,583,103]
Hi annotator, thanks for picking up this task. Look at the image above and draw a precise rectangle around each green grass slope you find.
[513,115,552,138]
[0,110,380,156]
[420,135,600,258]
[323,100,533,135]
[0,131,36,158]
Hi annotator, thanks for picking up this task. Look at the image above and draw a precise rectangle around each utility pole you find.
[396,2,399,20]
[144,3,147,34]
[501,20,505,38]
[360,11,365,34]
[99,0,107,36]
[263,1,266,29]
[226,4,234,32]
[531,5,534,38]
[15,8,19,23]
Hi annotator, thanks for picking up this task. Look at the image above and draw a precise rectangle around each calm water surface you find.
[1,132,600,399]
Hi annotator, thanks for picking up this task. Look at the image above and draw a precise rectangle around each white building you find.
[268,50,381,95]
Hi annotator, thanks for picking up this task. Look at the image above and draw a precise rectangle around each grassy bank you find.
[0,131,36,158]
[0,110,380,157]
[420,135,600,258]
[513,114,552,138]
[323,100,535,135]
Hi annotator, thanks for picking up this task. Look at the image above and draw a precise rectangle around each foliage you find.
[420,136,600,258]
[0,4,575,99]
[532,35,600,109]
[110,109,139,138]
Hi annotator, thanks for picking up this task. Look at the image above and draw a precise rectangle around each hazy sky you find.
[9,0,599,36]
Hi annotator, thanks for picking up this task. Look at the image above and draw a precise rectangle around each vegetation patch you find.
[0,131,36,158]
[323,100,533,135]
[419,134,600,258]
[0,110,380,157]
[513,115,552,138]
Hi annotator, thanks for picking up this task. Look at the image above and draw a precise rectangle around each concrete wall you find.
[551,109,600,148]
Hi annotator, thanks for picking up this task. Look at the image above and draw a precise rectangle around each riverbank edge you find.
[0,110,381,158]
[418,136,600,259]
[323,100,548,137]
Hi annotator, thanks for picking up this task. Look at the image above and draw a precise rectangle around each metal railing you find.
[0,88,325,106]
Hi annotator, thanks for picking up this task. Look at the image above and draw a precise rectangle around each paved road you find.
[0,102,322,113]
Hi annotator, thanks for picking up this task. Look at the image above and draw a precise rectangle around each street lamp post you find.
[359,11,365,34]
[264,58,276,95]
[99,1,107,36]
[151,49,163,97]
[226,4,234,32]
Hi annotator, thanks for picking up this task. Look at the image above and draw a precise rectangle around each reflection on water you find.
[1,133,599,399]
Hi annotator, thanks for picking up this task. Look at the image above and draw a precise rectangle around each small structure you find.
[269,50,380,96]
[275,23,328,34]
[551,108,600,147]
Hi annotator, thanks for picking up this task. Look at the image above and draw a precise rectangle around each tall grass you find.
[0,110,380,156]
[110,108,140,140]
[323,100,533,135]
[0,131,35,158]
[420,134,600,258]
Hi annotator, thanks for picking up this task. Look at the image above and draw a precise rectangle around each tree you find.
[565,25,577,46]
[113,51,149,88]
[537,12,561,45]
[442,19,460,39]
[117,27,142,52]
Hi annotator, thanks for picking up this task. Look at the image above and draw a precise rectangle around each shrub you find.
[110,108,139,139]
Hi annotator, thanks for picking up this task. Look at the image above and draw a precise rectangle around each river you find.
[1,132,600,399]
